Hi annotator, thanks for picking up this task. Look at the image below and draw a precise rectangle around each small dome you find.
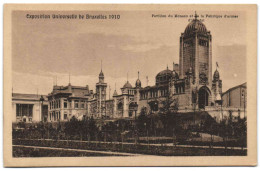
[113,90,118,96]
[136,79,141,88]
[99,70,104,77]
[213,69,220,80]
[184,19,207,35]
[123,81,132,89]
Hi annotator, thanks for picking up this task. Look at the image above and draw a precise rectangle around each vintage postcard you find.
[3,4,257,167]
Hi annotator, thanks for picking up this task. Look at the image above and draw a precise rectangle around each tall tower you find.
[179,12,212,88]
[96,62,107,118]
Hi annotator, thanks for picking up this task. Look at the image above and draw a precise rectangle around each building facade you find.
[46,15,225,122]
[47,83,91,122]
[12,93,48,123]
[222,82,247,109]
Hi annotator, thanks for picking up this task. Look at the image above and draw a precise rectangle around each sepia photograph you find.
[3,4,257,167]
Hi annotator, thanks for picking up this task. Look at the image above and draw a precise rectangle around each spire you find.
[127,72,129,82]
[136,71,142,88]
[68,73,72,93]
[99,60,104,82]
[68,73,71,85]
[101,59,103,72]
[214,62,220,81]
[167,64,169,70]
[113,83,118,96]
[194,11,199,20]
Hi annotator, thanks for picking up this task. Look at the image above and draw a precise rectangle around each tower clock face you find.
[199,73,208,84]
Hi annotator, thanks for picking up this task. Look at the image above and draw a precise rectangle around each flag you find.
[216,62,219,68]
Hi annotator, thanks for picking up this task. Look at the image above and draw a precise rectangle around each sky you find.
[12,10,246,97]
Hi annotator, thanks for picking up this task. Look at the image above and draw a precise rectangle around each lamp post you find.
[241,89,246,119]
[40,95,45,122]
[116,123,119,147]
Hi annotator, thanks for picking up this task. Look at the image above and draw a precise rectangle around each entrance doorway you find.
[198,87,210,109]
[117,102,123,117]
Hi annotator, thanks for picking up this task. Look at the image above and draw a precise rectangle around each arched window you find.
[118,102,123,110]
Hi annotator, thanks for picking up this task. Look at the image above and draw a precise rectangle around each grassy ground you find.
[13,146,125,157]
[13,139,247,157]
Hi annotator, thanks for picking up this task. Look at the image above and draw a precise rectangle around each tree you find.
[136,107,148,136]
[38,121,45,139]
[158,91,179,136]
[88,116,98,141]
[64,116,80,139]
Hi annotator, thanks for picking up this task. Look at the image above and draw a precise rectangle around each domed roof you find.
[156,69,173,78]
[136,79,141,88]
[184,19,207,35]
[213,69,220,80]
[123,81,132,89]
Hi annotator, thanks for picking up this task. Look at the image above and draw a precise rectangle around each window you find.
[69,100,71,108]
[64,100,67,108]
[75,100,79,108]
[64,113,68,120]
[81,101,84,108]
[16,104,33,117]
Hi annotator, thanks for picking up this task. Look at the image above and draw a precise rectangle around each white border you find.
[0,0,259,170]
